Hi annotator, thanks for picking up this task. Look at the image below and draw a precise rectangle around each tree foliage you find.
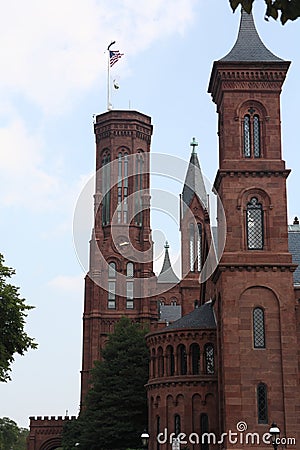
[0,253,37,382]
[0,417,28,450]
[62,317,149,450]
[230,0,300,24]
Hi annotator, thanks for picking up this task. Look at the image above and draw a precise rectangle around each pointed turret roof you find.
[165,300,216,330]
[220,8,283,63]
[182,138,207,214]
[157,242,179,284]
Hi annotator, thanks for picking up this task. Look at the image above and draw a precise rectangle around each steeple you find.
[220,8,283,62]
[181,138,207,214]
[157,242,179,284]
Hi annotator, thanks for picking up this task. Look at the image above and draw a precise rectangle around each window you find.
[174,415,181,437]
[189,223,195,272]
[246,197,264,250]
[178,344,187,375]
[243,111,261,158]
[167,346,175,376]
[205,344,215,375]
[117,152,128,223]
[102,152,111,225]
[126,262,134,309]
[253,307,265,348]
[108,262,116,309]
[135,152,144,225]
[157,416,160,450]
[189,222,202,272]
[157,347,164,377]
[201,414,209,450]
[257,383,268,424]
[191,343,200,375]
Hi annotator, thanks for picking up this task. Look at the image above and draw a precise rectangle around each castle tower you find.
[208,9,300,444]
[81,110,157,403]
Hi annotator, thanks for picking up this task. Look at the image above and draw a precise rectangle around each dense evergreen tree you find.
[62,317,149,450]
[230,0,300,24]
[0,254,37,382]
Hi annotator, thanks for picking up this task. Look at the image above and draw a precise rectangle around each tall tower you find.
[208,9,299,444]
[81,110,157,402]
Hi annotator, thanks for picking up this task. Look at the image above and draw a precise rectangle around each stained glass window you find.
[253,307,265,348]
[246,197,264,250]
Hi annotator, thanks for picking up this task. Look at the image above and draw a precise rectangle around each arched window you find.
[102,152,111,225]
[246,197,264,250]
[108,262,116,309]
[200,413,209,450]
[243,111,262,158]
[191,343,200,375]
[156,416,160,450]
[174,414,181,437]
[243,115,251,158]
[257,383,268,424]
[135,152,144,225]
[117,152,128,223]
[253,115,261,158]
[126,262,134,309]
[166,346,175,376]
[189,223,195,272]
[253,307,265,348]
[205,344,215,375]
[189,223,202,272]
[157,347,164,377]
[178,344,187,375]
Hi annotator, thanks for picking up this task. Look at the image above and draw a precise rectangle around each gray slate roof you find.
[288,223,300,285]
[220,9,283,63]
[159,304,182,323]
[182,150,207,214]
[165,301,216,330]
[157,243,179,284]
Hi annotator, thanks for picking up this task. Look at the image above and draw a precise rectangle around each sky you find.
[0,0,299,429]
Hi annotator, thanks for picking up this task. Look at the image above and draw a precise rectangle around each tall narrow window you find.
[205,344,215,375]
[135,152,144,225]
[243,114,251,158]
[197,223,202,272]
[126,262,134,309]
[102,152,111,225]
[156,416,160,450]
[174,414,181,437]
[246,197,264,250]
[191,343,200,375]
[201,414,209,450]
[178,344,187,375]
[117,152,129,223]
[253,307,265,348]
[108,262,116,309]
[253,115,261,158]
[167,346,175,376]
[157,347,164,377]
[257,383,268,424]
[189,223,195,272]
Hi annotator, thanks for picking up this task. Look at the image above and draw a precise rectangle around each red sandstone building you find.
[28,10,300,450]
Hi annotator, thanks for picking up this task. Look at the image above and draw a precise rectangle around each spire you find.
[157,242,179,284]
[220,8,283,62]
[181,138,207,214]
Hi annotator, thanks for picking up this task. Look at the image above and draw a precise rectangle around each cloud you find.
[0,0,196,114]
[47,274,83,295]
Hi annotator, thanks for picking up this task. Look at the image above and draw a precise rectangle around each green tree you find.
[230,0,300,24]
[0,417,28,450]
[62,317,149,450]
[0,253,37,382]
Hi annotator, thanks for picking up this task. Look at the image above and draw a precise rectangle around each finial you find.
[294,216,299,225]
[164,241,169,249]
[190,137,198,154]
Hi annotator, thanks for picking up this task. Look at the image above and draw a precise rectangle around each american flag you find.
[109,50,124,67]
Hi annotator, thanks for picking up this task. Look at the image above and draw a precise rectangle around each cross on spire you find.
[190,137,198,154]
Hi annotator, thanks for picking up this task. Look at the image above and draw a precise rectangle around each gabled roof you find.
[182,148,207,215]
[165,300,216,330]
[288,221,300,286]
[157,242,179,284]
[220,8,284,63]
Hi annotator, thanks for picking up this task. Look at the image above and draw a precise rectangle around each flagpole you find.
[107,41,116,110]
